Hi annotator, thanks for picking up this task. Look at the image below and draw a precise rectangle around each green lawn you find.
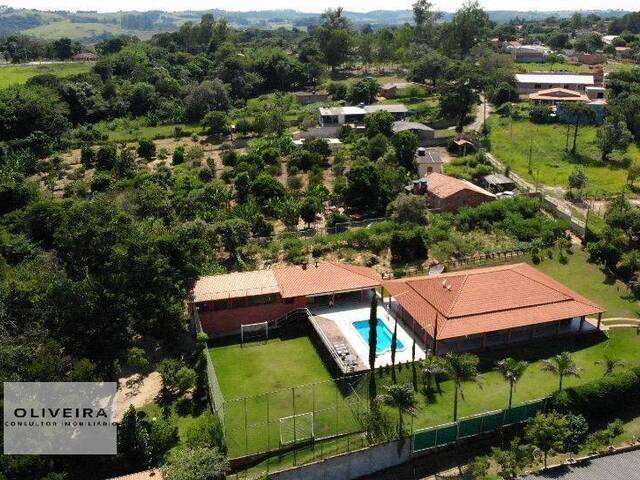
[0,62,93,89]
[210,335,361,457]
[487,116,639,195]
[530,248,639,318]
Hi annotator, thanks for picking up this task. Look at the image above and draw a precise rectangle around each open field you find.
[23,20,156,41]
[487,116,640,195]
[531,248,639,318]
[0,62,93,89]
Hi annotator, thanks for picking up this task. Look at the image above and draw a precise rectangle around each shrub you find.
[172,145,185,165]
[550,368,640,419]
[137,139,156,160]
[530,104,554,124]
[127,347,150,372]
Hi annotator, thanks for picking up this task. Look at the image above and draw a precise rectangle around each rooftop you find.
[393,121,434,133]
[422,172,495,199]
[107,469,164,480]
[414,148,442,164]
[364,104,409,114]
[319,106,366,116]
[483,173,515,185]
[383,263,604,340]
[529,88,590,102]
[515,73,595,85]
[193,262,382,303]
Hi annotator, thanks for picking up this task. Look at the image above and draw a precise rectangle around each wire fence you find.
[223,373,369,458]
[193,310,226,426]
[412,397,548,453]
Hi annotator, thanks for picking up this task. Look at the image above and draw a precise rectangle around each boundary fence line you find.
[194,309,226,429]
[412,397,547,453]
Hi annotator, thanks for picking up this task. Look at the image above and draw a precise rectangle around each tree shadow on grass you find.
[475,332,608,373]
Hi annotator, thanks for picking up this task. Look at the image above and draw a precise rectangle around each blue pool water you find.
[353,319,405,354]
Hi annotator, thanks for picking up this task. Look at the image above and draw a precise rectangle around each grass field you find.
[531,248,639,318]
[487,116,640,195]
[0,62,93,89]
[23,20,155,41]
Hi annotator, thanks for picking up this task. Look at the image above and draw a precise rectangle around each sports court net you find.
[279,412,314,445]
[241,321,268,346]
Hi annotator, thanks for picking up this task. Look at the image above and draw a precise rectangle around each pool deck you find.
[309,302,426,374]
[310,314,369,374]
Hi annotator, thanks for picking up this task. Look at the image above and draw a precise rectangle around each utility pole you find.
[528,137,533,174]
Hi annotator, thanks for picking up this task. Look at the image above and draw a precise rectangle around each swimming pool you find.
[352,319,405,354]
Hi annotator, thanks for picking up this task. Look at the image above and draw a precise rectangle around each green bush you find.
[551,368,640,419]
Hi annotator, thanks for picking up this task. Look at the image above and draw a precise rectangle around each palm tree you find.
[376,383,419,436]
[595,355,625,376]
[443,353,481,422]
[495,358,528,409]
[542,352,581,392]
[423,355,446,394]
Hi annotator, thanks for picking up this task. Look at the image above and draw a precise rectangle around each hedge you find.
[550,367,640,419]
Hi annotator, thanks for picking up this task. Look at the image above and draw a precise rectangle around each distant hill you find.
[0,6,632,43]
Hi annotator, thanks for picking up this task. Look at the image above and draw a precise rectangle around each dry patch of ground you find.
[115,371,162,421]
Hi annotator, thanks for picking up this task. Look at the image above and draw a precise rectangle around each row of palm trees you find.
[374,350,625,437]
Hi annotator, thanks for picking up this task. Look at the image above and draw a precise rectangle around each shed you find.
[482,173,516,193]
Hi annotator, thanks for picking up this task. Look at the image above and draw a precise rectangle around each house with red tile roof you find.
[383,263,604,354]
[107,469,164,480]
[411,172,496,213]
[191,262,382,335]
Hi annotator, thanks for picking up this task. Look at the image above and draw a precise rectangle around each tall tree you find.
[412,0,442,44]
[525,412,570,469]
[443,353,481,421]
[542,351,581,392]
[495,358,528,409]
[316,8,353,73]
[368,293,378,400]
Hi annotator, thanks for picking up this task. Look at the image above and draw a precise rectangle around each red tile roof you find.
[193,262,381,302]
[107,469,164,480]
[425,172,495,200]
[273,262,381,298]
[383,263,604,340]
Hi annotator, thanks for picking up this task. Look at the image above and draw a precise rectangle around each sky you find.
[4,0,638,13]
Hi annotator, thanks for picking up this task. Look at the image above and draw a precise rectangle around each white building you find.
[515,73,595,95]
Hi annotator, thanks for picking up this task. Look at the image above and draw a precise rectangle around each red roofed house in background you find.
[191,262,382,335]
[411,172,496,213]
[383,263,604,354]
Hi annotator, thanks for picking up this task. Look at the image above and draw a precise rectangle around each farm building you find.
[482,173,516,193]
[383,263,605,354]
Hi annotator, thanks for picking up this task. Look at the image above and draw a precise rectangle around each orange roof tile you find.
[107,469,164,480]
[192,270,279,302]
[192,262,382,303]
[273,262,381,298]
[529,88,589,102]
[425,172,495,200]
[383,263,604,340]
